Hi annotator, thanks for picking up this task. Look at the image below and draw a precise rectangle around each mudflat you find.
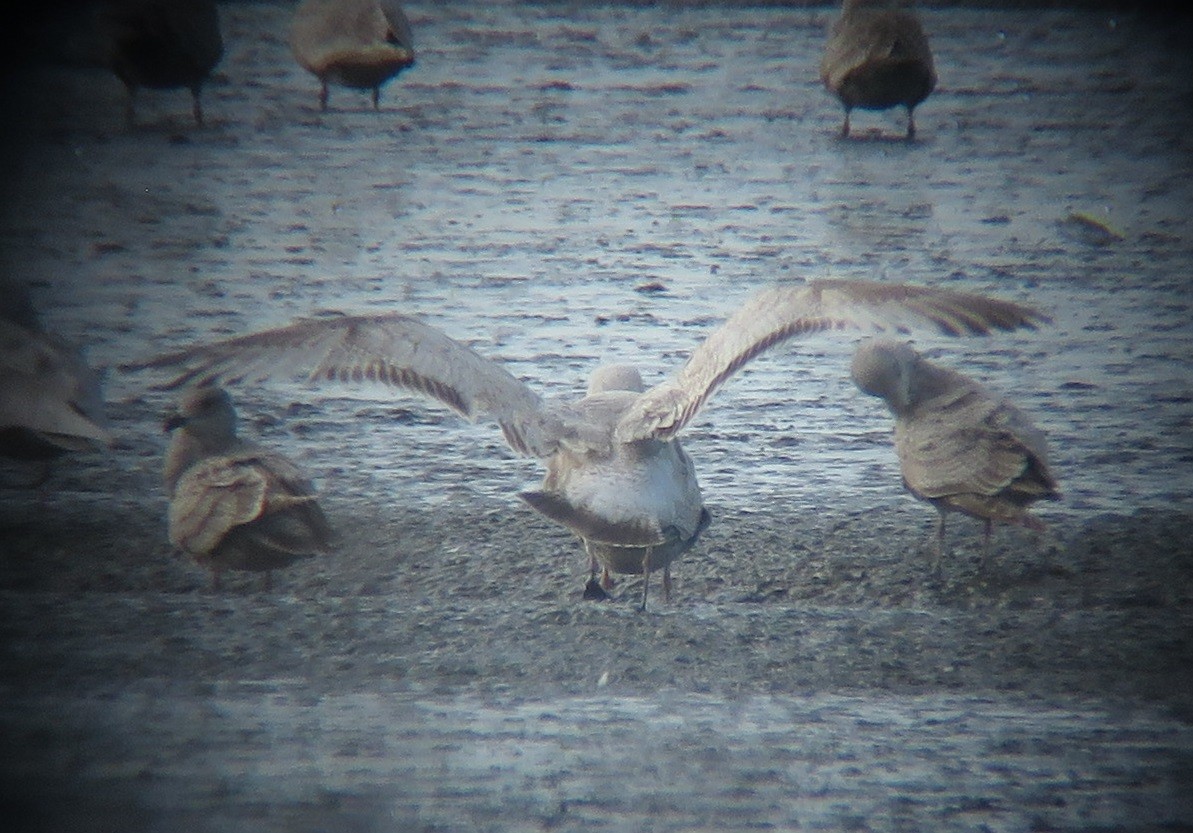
[1,3,1190,831]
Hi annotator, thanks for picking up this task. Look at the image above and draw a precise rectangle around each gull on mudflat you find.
[290,0,415,112]
[100,0,224,126]
[164,384,334,589]
[851,340,1060,574]
[820,0,936,140]
[127,279,1047,609]
[0,281,113,481]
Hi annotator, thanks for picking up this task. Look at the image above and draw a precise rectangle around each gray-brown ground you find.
[1,2,1192,832]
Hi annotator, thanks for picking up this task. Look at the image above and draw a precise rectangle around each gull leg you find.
[191,86,204,126]
[979,519,993,572]
[319,80,329,112]
[933,510,948,578]
[582,541,609,600]
[585,541,599,580]
[639,547,653,611]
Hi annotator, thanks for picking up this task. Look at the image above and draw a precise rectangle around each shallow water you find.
[4,4,1192,523]
[10,683,1189,832]
[2,2,1192,831]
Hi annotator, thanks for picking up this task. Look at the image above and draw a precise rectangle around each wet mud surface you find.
[1,2,1192,831]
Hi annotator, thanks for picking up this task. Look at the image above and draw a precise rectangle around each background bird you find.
[290,0,415,111]
[163,385,333,590]
[100,0,224,126]
[820,0,936,140]
[851,340,1060,574]
[0,280,113,483]
[129,279,1046,608]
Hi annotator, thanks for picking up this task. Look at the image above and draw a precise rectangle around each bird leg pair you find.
[932,512,1001,576]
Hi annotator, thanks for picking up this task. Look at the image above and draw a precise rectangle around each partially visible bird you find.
[100,0,224,126]
[163,385,333,590]
[820,0,936,140]
[128,279,1047,608]
[290,0,415,111]
[850,340,1060,572]
[0,281,113,481]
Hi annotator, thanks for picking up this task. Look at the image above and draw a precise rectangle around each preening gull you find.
[129,279,1047,608]
[290,0,415,111]
[851,340,1060,573]
[820,0,936,140]
[164,385,334,589]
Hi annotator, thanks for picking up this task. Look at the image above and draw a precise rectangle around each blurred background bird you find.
[820,0,936,140]
[290,0,415,111]
[0,280,113,486]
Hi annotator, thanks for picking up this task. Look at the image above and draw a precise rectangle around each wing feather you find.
[617,279,1048,442]
[896,391,1048,500]
[168,455,272,554]
[126,313,562,457]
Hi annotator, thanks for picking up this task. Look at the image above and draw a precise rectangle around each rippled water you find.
[21,682,1189,831]
[2,5,1191,829]
[4,3,1190,527]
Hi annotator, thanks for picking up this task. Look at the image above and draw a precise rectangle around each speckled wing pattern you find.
[168,449,326,555]
[895,384,1054,502]
[615,280,1048,443]
[127,313,563,458]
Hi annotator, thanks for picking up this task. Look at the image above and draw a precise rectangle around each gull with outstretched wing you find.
[126,279,1047,608]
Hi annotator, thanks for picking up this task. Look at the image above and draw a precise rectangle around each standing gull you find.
[1,281,113,479]
[164,385,333,589]
[820,0,936,140]
[128,280,1047,609]
[100,0,224,126]
[290,0,415,112]
[850,340,1060,573]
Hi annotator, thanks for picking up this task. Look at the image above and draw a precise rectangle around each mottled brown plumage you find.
[128,280,1046,607]
[164,386,332,589]
[820,0,936,140]
[101,0,223,126]
[851,341,1060,572]
[290,0,415,111]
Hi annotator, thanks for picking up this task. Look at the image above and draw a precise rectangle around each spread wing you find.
[124,312,563,458]
[615,279,1048,443]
